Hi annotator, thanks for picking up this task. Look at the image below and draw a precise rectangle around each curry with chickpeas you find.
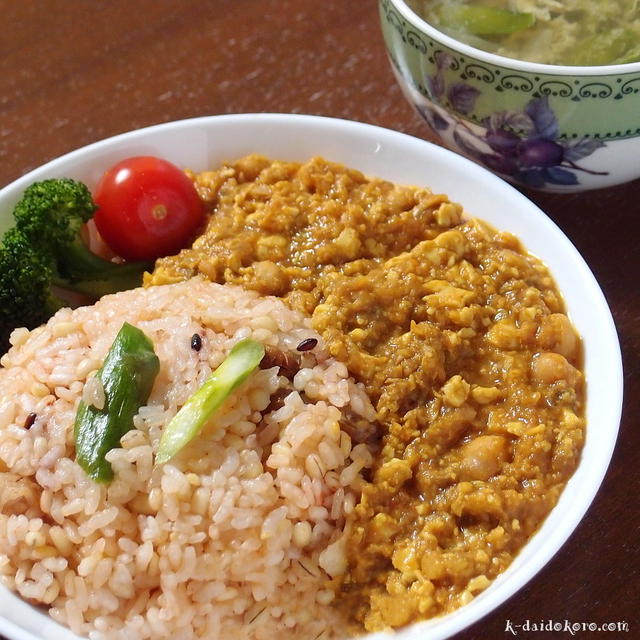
[147,155,585,633]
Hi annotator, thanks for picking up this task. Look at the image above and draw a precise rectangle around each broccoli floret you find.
[13,178,96,243]
[0,228,63,333]
[0,178,150,352]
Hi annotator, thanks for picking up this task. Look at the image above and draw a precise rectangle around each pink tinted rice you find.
[0,278,376,639]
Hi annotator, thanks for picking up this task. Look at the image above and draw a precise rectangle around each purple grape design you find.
[423,56,609,188]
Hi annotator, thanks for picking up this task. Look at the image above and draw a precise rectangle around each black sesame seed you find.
[24,412,37,429]
[296,338,318,352]
[190,333,202,351]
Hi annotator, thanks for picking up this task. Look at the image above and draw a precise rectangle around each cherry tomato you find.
[94,156,204,261]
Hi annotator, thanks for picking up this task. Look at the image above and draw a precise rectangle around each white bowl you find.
[0,114,623,640]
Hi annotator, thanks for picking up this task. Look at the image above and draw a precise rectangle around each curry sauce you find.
[147,155,585,632]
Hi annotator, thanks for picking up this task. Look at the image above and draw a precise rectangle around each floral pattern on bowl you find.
[420,53,609,189]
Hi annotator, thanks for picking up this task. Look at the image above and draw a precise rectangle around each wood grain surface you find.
[1,1,638,639]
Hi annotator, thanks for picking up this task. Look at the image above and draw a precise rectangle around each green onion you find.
[156,338,265,464]
[565,29,639,66]
[74,322,160,482]
[439,5,535,36]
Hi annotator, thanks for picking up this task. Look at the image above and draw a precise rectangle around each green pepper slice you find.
[74,322,159,482]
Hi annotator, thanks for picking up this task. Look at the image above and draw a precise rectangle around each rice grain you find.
[0,279,376,640]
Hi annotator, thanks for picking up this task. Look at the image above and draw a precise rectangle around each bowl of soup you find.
[380,0,640,191]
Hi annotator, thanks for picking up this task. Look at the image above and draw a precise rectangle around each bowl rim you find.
[0,113,624,640]
[389,0,640,75]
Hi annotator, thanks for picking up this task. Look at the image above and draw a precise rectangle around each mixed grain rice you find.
[0,278,376,639]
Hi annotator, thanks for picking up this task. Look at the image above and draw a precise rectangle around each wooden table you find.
[1,1,637,639]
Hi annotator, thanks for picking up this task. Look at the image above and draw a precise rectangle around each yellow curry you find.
[147,155,585,632]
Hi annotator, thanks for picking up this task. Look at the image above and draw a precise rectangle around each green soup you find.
[407,0,640,66]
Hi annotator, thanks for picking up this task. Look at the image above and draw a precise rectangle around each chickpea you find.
[251,260,290,295]
[486,319,536,350]
[459,435,509,481]
[531,352,580,386]
[536,314,579,362]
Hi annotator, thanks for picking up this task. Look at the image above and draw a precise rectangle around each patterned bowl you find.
[380,0,640,191]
